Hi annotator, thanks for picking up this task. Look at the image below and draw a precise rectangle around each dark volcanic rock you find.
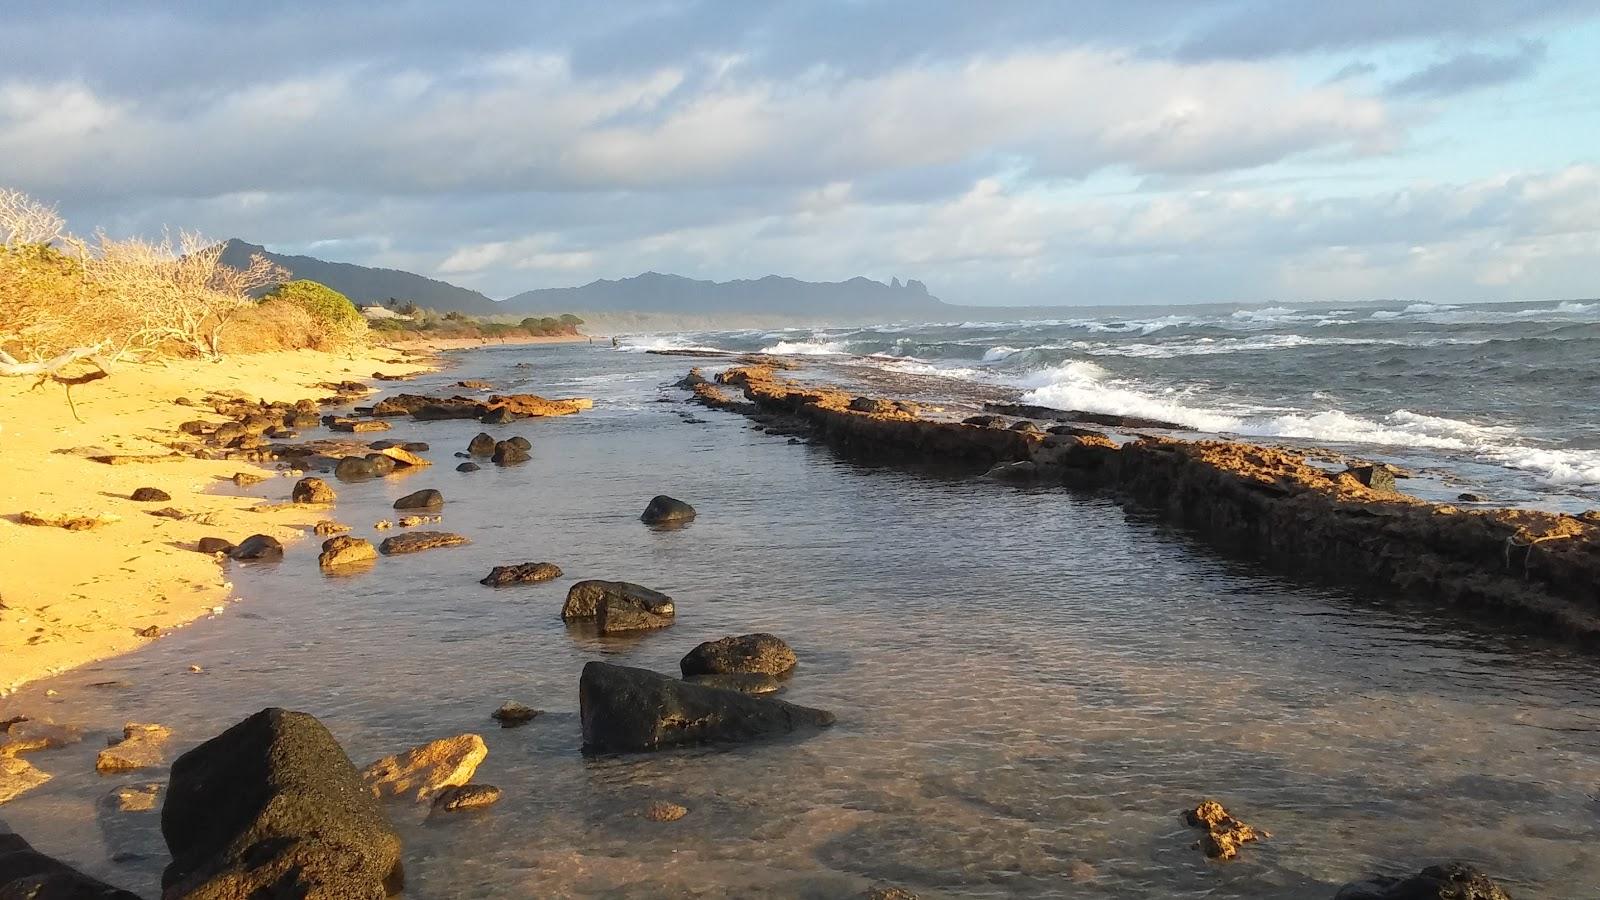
[506,436,531,451]
[131,487,171,502]
[0,832,142,899]
[479,406,514,425]
[379,532,469,555]
[393,489,443,510]
[680,633,797,677]
[291,477,336,504]
[228,534,283,561]
[480,562,562,586]
[491,440,529,466]
[1009,420,1045,434]
[335,456,380,481]
[579,662,834,752]
[641,495,696,525]
[848,396,894,414]
[962,414,1007,428]
[161,707,404,899]
[1334,863,1512,900]
[467,433,497,457]
[562,581,675,633]
[490,701,540,727]
[983,401,1182,430]
[196,537,235,555]
[363,453,397,476]
[414,400,485,421]
[455,462,481,473]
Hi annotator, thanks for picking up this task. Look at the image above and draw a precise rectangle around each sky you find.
[3,1,1599,306]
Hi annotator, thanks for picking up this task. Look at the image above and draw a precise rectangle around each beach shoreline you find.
[0,346,436,694]
[376,333,591,352]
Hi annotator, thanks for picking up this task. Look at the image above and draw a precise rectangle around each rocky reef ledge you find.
[692,365,1600,640]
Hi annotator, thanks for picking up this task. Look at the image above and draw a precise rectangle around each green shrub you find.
[261,279,367,349]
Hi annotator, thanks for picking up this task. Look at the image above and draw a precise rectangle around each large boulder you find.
[579,662,834,752]
[561,581,675,633]
[680,633,797,677]
[1334,863,1512,900]
[0,833,142,899]
[641,495,696,525]
[291,477,336,504]
[161,708,404,899]
[392,489,443,510]
[228,534,282,561]
[480,562,562,586]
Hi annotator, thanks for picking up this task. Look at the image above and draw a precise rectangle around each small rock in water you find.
[1334,863,1512,900]
[1184,799,1267,860]
[376,446,429,467]
[456,462,481,472]
[231,471,266,486]
[334,456,379,480]
[374,519,393,530]
[640,800,688,822]
[313,520,350,536]
[318,536,377,570]
[480,562,562,586]
[363,453,397,477]
[107,782,162,812]
[431,783,502,812]
[291,477,336,504]
[562,580,675,633]
[0,719,83,756]
[229,534,283,561]
[579,662,834,752]
[393,488,444,510]
[130,487,171,502]
[680,633,796,677]
[862,887,919,900]
[96,723,172,773]
[640,495,696,525]
[362,733,487,802]
[467,433,498,457]
[1457,492,1486,502]
[490,701,540,727]
[397,515,440,527]
[491,440,529,465]
[379,531,469,555]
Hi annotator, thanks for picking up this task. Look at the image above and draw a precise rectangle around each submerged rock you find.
[96,723,172,773]
[107,782,162,813]
[641,495,696,525]
[364,453,398,477]
[228,534,283,561]
[161,707,404,899]
[480,562,562,586]
[0,832,143,898]
[291,476,336,504]
[580,662,834,752]
[1334,863,1512,900]
[0,756,50,804]
[680,633,797,677]
[430,784,501,813]
[378,532,469,555]
[393,489,443,510]
[962,414,1007,428]
[562,580,675,633]
[456,462,481,473]
[490,701,540,727]
[0,720,83,757]
[131,487,171,502]
[1184,799,1267,861]
[335,456,380,480]
[362,734,487,803]
[319,536,378,570]
[640,800,688,822]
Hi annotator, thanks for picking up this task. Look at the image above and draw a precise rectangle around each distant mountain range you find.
[221,239,953,322]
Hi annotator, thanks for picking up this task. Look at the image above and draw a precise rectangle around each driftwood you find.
[0,343,113,422]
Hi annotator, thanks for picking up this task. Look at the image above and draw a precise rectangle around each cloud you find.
[1386,40,1548,97]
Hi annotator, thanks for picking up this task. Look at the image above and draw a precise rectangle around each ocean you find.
[2,305,1598,898]
[619,298,1600,512]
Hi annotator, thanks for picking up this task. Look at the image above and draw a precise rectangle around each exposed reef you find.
[693,365,1600,640]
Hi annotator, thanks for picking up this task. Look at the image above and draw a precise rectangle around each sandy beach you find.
[0,347,433,694]
[377,333,590,352]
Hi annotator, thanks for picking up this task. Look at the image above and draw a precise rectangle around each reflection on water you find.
[3,345,1599,899]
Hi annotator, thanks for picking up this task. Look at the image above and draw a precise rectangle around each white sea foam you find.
[615,336,732,354]
[983,345,1022,362]
[761,339,851,355]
